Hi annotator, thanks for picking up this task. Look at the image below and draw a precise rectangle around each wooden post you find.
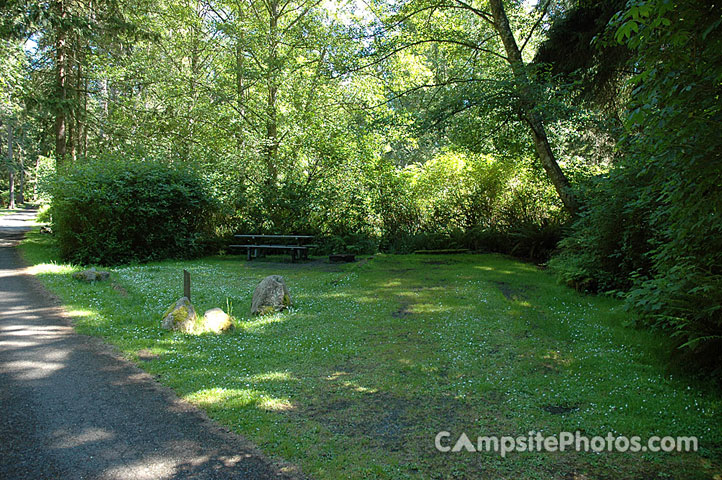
[183,270,191,301]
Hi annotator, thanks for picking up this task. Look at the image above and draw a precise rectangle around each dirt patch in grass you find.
[392,304,413,318]
[137,349,160,362]
[421,259,461,265]
[355,257,373,268]
[538,363,561,374]
[410,285,444,292]
[112,282,129,296]
[542,404,580,415]
[388,268,415,274]
[300,389,469,452]
[244,257,344,272]
[299,391,409,450]
[494,281,534,301]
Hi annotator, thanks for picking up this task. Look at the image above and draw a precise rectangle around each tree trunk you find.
[83,69,88,156]
[186,28,198,162]
[68,35,79,163]
[18,128,24,204]
[73,45,83,162]
[7,122,15,209]
[19,167,24,205]
[101,78,109,143]
[265,81,278,182]
[55,0,68,168]
[264,0,280,186]
[235,37,245,151]
[33,155,40,201]
[488,0,578,215]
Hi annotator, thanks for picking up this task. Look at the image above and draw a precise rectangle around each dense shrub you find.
[373,151,567,261]
[36,204,52,223]
[317,233,379,255]
[52,158,218,265]
[379,221,564,262]
[207,146,567,261]
[552,0,722,370]
[549,167,654,292]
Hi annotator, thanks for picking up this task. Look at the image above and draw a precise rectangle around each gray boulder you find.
[201,308,233,333]
[161,297,197,333]
[251,275,292,315]
[73,267,110,282]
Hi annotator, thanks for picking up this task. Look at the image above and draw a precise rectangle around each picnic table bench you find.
[230,235,317,262]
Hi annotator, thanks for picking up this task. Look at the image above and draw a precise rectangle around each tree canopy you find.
[1,0,720,370]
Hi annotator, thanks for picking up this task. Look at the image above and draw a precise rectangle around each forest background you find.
[1,0,720,371]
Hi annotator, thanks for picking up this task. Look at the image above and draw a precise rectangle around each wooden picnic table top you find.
[233,234,315,239]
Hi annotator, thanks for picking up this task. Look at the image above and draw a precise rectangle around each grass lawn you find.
[20,230,722,479]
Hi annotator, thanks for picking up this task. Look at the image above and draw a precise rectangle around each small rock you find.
[202,308,233,333]
[251,275,292,315]
[40,225,53,234]
[161,297,197,333]
[72,267,110,282]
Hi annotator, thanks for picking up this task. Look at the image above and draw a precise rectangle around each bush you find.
[368,150,568,260]
[318,233,379,255]
[549,168,654,293]
[36,204,52,223]
[553,0,722,371]
[52,158,219,265]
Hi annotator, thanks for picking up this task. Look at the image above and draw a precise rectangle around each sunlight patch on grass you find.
[66,309,95,318]
[473,265,515,275]
[26,262,76,275]
[239,313,288,332]
[407,303,455,314]
[186,387,294,412]
[325,371,351,381]
[186,387,245,405]
[335,380,377,394]
[541,349,574,367]
[259,397,296,412]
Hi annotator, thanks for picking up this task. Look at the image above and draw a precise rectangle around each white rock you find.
[202,308,233,333]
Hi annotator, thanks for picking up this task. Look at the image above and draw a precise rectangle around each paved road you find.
[0,210,301,480]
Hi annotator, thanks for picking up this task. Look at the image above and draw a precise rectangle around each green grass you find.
[20,230,722,479]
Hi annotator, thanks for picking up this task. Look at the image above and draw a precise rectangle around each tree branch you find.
[519,0,551,54]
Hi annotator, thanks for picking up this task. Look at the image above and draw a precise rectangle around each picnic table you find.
[230,234,317,262]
